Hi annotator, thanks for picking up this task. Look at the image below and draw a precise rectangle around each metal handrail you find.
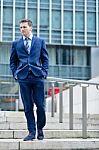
[47,76,99,139]
[47,76,99,86]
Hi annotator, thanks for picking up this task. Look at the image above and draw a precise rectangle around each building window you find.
[55,46,90,66]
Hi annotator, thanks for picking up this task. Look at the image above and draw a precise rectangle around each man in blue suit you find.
[10,19,49,141]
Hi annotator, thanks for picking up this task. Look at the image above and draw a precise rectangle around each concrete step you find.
[0,121,99,130]
[1,111,99,130]
[0,129,99,139]
[1,111,99,122]
[1,121,99,130]
[0,138,99,150]
[1,111,99,121]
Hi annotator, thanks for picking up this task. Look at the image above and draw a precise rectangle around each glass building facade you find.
[0,0,99,110]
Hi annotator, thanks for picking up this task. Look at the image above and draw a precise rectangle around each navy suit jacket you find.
[10,36,49,80]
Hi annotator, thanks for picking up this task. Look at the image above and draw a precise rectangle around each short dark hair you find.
[19,19,33,27]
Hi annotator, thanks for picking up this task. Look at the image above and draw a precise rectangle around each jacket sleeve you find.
[40,40,49,78]
[10,41,19,78]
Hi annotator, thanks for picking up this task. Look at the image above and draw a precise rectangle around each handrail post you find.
[51,81,55,117]
[69,84,74,130]
[15,99,19,111]
[81,84,88,139]
[58,82,64,123]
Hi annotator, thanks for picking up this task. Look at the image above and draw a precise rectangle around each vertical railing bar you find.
[58,82,63,123]
[15,99,19,111]
[82,85,87,139]
[69,84,73,130]
[51,81,55,117]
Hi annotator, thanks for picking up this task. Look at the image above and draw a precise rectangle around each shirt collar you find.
[23,34,33,40]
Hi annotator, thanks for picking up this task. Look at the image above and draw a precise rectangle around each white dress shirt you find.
[23,34,33,53]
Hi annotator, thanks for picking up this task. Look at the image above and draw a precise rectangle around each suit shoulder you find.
[12,37,22,44]
[34,36,44,42]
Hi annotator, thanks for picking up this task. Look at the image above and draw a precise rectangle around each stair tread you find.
[0,138,99,150]
[0,138,99,141]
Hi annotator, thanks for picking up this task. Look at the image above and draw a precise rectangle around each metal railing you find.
[47,76,99,139]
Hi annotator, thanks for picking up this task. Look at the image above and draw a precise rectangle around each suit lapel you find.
[20,37,28,53]
[30,36,35,51]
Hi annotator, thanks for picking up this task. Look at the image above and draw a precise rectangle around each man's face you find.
[20,22,32,37]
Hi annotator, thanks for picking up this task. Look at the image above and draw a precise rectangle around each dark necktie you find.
[25,38,30,54]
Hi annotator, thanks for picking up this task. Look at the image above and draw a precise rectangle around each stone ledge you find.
[0,139,99,150]
[0,130,99,139]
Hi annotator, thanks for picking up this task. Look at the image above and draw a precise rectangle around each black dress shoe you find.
[23,133,35,141]
[37,129,44,140]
